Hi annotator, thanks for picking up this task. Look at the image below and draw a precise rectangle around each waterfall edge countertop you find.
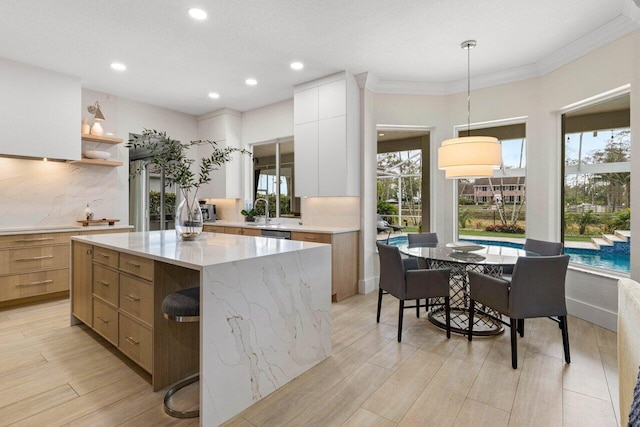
[70,230,332,426]
[205,220,359,234]
[70,229,329,270]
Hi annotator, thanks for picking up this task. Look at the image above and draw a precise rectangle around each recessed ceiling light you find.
[290,62,304,71]
[245,78,258,86]
[110,62,126,71]
[208,92,220,99]
[188,8,207,20]
[378,133,385,136]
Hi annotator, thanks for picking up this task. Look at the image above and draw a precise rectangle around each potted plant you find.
[128,129,250,240]
[240,208,258,222]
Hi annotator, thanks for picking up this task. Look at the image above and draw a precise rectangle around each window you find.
[457,123,526,238]
[252,139,300,218]
[562,94,630,273]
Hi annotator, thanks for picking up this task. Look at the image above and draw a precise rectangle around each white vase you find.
[175,192,203,241]
[91,121,104,136]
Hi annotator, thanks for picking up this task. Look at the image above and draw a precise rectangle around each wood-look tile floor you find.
[0,294,619,426]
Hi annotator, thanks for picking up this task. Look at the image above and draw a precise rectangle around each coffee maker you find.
[200,204,216,222]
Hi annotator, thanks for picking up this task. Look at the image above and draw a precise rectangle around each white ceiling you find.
[0,0,638,115]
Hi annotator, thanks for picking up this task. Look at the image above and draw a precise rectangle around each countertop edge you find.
[0,225,134,236]
[71,232,331,270]
[204,221,360,234]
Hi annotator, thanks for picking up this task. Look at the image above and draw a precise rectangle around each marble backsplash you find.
[0,157,127,228]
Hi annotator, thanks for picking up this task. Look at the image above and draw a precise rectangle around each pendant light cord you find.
[467,44,471,134]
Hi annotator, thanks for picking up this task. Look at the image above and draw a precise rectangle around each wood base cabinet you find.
[71,241,199,391]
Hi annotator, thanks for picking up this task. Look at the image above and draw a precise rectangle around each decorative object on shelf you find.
[77,218,120,226]
[438,40,502,179]
[81,118,90,134]
[90,121,104,136]
[240,208,258,222]
[83,150,111,160]
[128,129,251,241]
[83,204,94,221]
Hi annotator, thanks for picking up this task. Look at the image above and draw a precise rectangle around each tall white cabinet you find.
[294,72,360,197]
[196,108,244,199]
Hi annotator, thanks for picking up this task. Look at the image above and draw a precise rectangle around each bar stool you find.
[162,287,200,419]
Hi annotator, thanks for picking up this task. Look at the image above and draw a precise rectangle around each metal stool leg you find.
[164,373,200,418]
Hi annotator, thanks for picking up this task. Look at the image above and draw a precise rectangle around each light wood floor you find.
[0,293,619,426]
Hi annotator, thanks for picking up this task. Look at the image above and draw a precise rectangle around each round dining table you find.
[398,243,534,336]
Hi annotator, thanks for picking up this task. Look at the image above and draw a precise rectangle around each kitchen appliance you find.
[200,203,216,222]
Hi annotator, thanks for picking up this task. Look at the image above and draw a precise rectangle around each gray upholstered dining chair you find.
[376,242,451,342]
[467,255,571,369]
[503,238,564,276]
[407,232,439,246]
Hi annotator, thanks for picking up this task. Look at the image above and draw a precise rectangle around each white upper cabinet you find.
[294,72,360,197]
[318,79,346,120]
[294,87,318,125]
[0,57,81,160]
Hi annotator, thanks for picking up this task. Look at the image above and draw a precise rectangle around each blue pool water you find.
[386,236,631,274]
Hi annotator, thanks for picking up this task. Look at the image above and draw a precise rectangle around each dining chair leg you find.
[416,299,420,318]
[425,298,429,314]
[398,300,405,342]
[467,299,475,342]
[376,288,383,323]
[444,296,451,339]
[517,319,524,337]
[510,318,518,369]
[560,315,571,364]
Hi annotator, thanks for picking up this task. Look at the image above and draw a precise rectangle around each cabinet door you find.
[318,115,347,196]
[72,241,93,325]
[294,121,319,197]
[294,87,318,125]
[319,79,346,120]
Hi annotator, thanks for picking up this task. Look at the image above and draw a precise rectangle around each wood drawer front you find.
[0,269,69,302]
[119,253,153,281]
[203,225,225,233]
[0,244,70,275]
[119,274,153,326]
[93,298,118,346]
[119,314,152,373]
[225,227,262,236]
[93,264,119,306]
[93,247,119,269]
[0,232,73,249]
[291,231,332,244]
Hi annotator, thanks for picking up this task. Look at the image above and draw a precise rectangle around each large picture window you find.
[562,94,630,273]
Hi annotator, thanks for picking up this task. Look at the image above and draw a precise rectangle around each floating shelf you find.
[81,133,123,144]
[77,218,120,226]
[67,158,123,167]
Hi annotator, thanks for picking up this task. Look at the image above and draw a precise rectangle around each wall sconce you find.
[87,101,105,121]
[87,101,105,136]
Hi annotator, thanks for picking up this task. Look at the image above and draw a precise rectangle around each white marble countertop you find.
[72,230,328,270]
[0,224,133,236]
[205,220,359,234]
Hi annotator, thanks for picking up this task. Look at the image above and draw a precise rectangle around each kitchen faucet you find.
[253,198,270,224]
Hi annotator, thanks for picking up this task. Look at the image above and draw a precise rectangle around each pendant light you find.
[438,40,502,179]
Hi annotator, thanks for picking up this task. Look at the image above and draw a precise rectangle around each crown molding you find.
[197,107,241,121]
[537,14,639,75]
[372,13,640,96]
[355,72,380,91]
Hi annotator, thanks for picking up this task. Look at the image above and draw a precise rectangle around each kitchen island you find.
[70,230,332,426]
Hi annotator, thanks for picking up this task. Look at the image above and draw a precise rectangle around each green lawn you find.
[456,229,595,242]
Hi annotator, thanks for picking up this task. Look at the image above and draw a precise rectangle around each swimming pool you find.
[386,236,631,274]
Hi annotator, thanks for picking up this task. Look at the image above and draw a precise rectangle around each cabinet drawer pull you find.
[124,336,140,345]
[97,253,110,259]
[15,255,54,262]
[126,261,141,268]
[96,316,110,324]
[15,237,54,243]
[124,294,140,302]
[16,279,53,288]
[97,280,110,287]
[305,236,318,241]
